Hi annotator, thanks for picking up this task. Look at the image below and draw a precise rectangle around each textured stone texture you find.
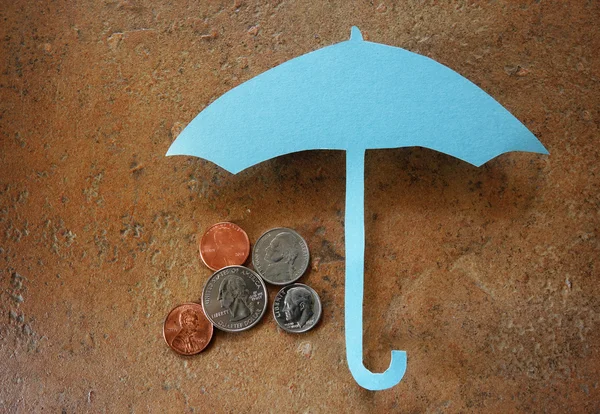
[1,1,599,412]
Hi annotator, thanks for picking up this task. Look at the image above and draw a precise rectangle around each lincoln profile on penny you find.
[264,232,298,283]
[171,309,206,354]
[283,286,314,328]
[218,274,252,322]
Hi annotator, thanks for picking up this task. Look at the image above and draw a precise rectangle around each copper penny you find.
[199,222,250,271]
[163,303,213,356]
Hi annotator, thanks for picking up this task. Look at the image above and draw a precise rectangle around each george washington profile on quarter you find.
[218,273,253,322]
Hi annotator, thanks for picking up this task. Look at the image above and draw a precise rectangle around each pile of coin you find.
[163,222,322,356]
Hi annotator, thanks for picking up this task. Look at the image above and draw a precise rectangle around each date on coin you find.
[199,222,250,271]
[163,303,213,355]
[273,283,322,333]
[202,266,268,333]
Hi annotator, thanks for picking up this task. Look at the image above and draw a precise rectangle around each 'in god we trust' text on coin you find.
[202,266,267,332]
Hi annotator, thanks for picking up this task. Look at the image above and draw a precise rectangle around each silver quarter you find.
[201,266,267,332]
[273,283,322,333]
[252,227,310,285]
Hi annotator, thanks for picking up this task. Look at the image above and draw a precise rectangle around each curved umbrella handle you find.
[345,148,407,390]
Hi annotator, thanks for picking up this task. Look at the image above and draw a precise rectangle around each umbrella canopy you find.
[167,27,548,390]
[167,26,546,171]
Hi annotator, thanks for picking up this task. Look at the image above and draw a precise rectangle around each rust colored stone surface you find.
[1,1,598,412]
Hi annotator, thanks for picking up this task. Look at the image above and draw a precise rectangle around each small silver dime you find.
[202,266,267,333]
[273,283,322,333]
[252,228,310,285]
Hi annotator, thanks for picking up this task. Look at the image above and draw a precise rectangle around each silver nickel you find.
[273,283,322,333]
[252,227,310,285]
[201,266,267,333]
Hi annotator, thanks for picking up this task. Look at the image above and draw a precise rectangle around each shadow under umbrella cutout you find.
[166,27,548,390]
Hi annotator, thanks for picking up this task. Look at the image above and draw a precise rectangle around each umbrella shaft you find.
[344,148,366,356]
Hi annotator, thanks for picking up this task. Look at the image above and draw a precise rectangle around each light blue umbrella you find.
[167,27,548,390]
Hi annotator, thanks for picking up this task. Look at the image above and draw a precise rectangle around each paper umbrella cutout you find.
[167,27,548,390]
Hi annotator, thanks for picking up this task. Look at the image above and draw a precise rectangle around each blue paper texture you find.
[167,27,547,390]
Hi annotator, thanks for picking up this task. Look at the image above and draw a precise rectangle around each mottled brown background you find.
[1,1,598,412]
